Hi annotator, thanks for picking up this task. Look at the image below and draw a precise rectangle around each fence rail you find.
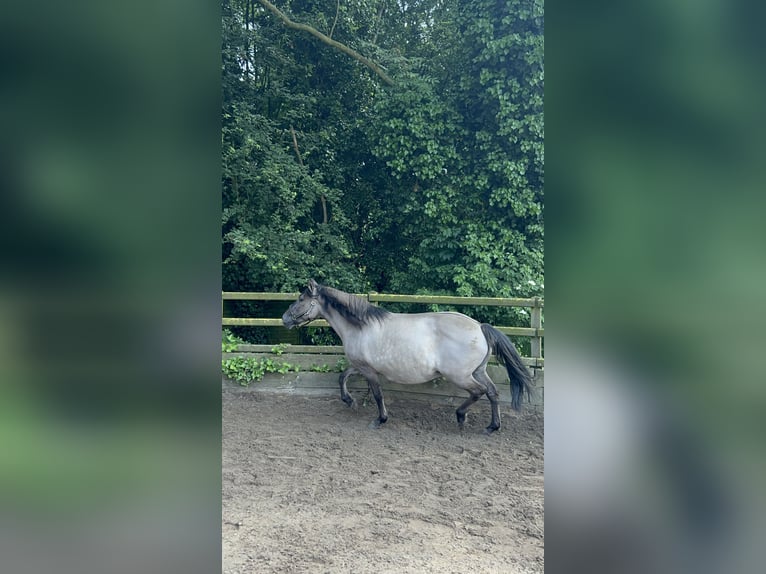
[222,291,544,366]
[223,291,544,307]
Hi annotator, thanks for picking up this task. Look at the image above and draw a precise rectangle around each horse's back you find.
[397,311,484,341]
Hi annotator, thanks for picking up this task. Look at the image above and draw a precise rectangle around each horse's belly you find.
[378,364,439,385]
[350,339,447,385]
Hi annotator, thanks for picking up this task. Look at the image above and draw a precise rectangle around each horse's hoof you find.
[368,417,387,429]
[483,425,500,435]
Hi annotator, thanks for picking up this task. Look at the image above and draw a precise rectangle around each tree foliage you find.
[222,0,544,313]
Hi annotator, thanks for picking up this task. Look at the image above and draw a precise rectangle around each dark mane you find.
[317,285,390,328]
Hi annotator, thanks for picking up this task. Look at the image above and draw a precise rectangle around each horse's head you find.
[282,279,322,329]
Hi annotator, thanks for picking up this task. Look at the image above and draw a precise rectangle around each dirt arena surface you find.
[222,386,544,574]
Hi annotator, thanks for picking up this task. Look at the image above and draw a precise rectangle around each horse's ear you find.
[307,278,319,296]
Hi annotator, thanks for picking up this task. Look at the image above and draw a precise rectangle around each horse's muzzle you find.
[283,300,316,329]
[281,312,296,329]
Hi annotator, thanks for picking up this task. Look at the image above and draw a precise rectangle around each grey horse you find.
[283,279,532,434]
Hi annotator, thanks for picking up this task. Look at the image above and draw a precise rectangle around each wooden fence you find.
[222,292,544,368]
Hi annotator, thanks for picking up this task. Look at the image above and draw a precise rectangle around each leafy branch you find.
[256,0,394,86]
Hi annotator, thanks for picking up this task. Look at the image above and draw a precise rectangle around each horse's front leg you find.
[338,367,359,408]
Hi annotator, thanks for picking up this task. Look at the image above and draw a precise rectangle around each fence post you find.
[530,297,542,365]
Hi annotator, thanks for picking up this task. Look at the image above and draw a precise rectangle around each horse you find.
[282,279,533,434]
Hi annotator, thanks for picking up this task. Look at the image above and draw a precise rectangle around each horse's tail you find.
[480,323,533,411]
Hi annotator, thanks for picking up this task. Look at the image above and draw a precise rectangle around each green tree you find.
[221,0,544,321]
[221,0,367,292]
[363,0,544,304]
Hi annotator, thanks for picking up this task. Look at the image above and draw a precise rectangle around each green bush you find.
[221,356,300,386]
[222,330,299,385]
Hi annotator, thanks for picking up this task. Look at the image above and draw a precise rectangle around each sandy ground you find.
[222,386,544,573]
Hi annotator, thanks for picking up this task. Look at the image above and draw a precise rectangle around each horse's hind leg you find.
[456,392,482,430]
[366,376,388,429]
[338,367,358,408]
[474,370,501,434]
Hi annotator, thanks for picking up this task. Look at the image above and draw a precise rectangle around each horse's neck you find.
[319,290,367,343]
[320,302,356,345]
[323,287,355,308]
